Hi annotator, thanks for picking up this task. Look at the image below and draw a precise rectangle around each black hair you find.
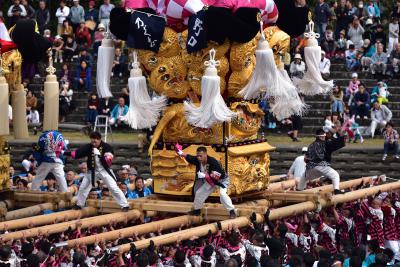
[383,248,394,262]
[135,176,144,184]
[368,240,380,253]
[202,245,214,259]
[89,131,102,140]
[349,44,355,49]
[136,253,149,267]
[317,259,330,267]
[247,256,259,267]
[26,254,40,267]
[196,146,207,153]
[252,231,265,244]
[386,121,394,128]
[174,250,186,264]
[0,245,11,261]
[375,253,390,266]
[303,253,316,267]
[349,256,362,267]
[45,172,56,180]
[289,255,304,267]
[315,128,325,136]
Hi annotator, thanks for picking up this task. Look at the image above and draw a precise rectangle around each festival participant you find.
[287,147,307,183]
[67,131,130,211]
[31,131,69,192]
[175,145,236,219]
[297,128,345,194]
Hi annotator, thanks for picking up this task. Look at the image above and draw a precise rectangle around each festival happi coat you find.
[105,0,330,197]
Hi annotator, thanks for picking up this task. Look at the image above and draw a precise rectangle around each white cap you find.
[294,53,302,60]
[321,50,326,55]
[301,147,308,152]
[352,73,358,78]
[366,18,373,25]
[98,23,105,30]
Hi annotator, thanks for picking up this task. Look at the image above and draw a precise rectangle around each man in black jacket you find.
[68,132,130,211]
[297,128,345,194]
[176,145,236,218]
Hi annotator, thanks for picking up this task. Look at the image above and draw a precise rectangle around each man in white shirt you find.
[370,101,393,138]
[319,51,331,79]
[288,147,307,182]
[55,1,70,35]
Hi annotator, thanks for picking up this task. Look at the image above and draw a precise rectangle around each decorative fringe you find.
[184,49,236,129]
[270,70,307,121]
[292,21,334,95]
[121,51,167,129]
[96,40,114,98]
[239,40,278,99]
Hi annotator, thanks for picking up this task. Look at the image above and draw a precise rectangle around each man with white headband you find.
[297,128,345,194]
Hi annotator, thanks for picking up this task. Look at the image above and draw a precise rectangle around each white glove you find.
[197,171,206,179]
[177,150,184,156]
[382,120,387,125]
[93,148,101,156]
[64,139,70,146]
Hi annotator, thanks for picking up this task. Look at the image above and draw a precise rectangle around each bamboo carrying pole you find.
[11,86,28,139]
[59,215,202,248]
[0,207,97,231]
[0,76,9,136]
[116,181,400,252]
[0,210,141,242]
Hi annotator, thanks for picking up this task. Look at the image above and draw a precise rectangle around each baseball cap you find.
[301,147,308,152]
[352,73,358,78]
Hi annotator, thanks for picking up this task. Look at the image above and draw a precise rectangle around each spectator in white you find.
[389,43,400,77]
[290,53,306,79]
[109,97,128,127]
[287,147,307,182]
[319,51,331,79]
[314,0,331,38]
[70,0,85,31]
[7,0,27,27]
[382,122,399,161]
[99,0,115,30]
[370,101,392,138]
[8,105,12,125]
[26,107,39,124]
[55,1,70,35]
[347,17,364,49]
[388,17,399,55]
[35,0,50,34]
[21,0,34,19]
[360,39,376,72]
[370,43,387,75]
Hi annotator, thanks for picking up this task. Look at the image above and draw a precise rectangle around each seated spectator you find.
[347,17,364,49]
[370,43,387,75]
[77,47,94,67]
[118,168,129,182]
[330,85,344,115]
[59,82,74,122]
[130,177,151,199]
[319,51,331,79]
[60,19,73,39]
[321,26,336,58]
[15,177,28,190]
[93,23,106,56]
[73,60,92,91]
[59,63,72,85]
[77,162,87,180]
[110,97,128,127]
[382,122,399,161]
[63,36,77,62]
[66,170,79,194]
[388,43,400,78]
[372,24,387,50]
[335,30,347,59]
[345,44,359,71]
[85,93,99,125]
[370,81,388,104]
[26,90,37,111]
[99,97,112,116]
[119,182,132,199]
[40,174,58,192]
[290,53,306,79]
[112,48,128,78]
[370,101,392,138]
[88,188,99,200]
[346,73,360,105]
[52,35,64,63]
[360,39,375,72]
[351,83,370,119]
[27,106,40,124]
[75,21,92,48]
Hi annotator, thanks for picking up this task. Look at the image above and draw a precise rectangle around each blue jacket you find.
[110,104,128,120]
[314,3,331,24]
[33,131,67,166]
[130,187,152,199]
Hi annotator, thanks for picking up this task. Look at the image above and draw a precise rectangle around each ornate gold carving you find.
[229,102,264,142]
[1,50,22,90]
[227,56,256,97]
[264,26,290,69]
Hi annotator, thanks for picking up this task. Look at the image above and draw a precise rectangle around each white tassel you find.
[239,23,278,99]
[184,49,236,129]
[293,21,334,95]
[96,39,114,98]
[121,51,167,129]
[270,69,307,121]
